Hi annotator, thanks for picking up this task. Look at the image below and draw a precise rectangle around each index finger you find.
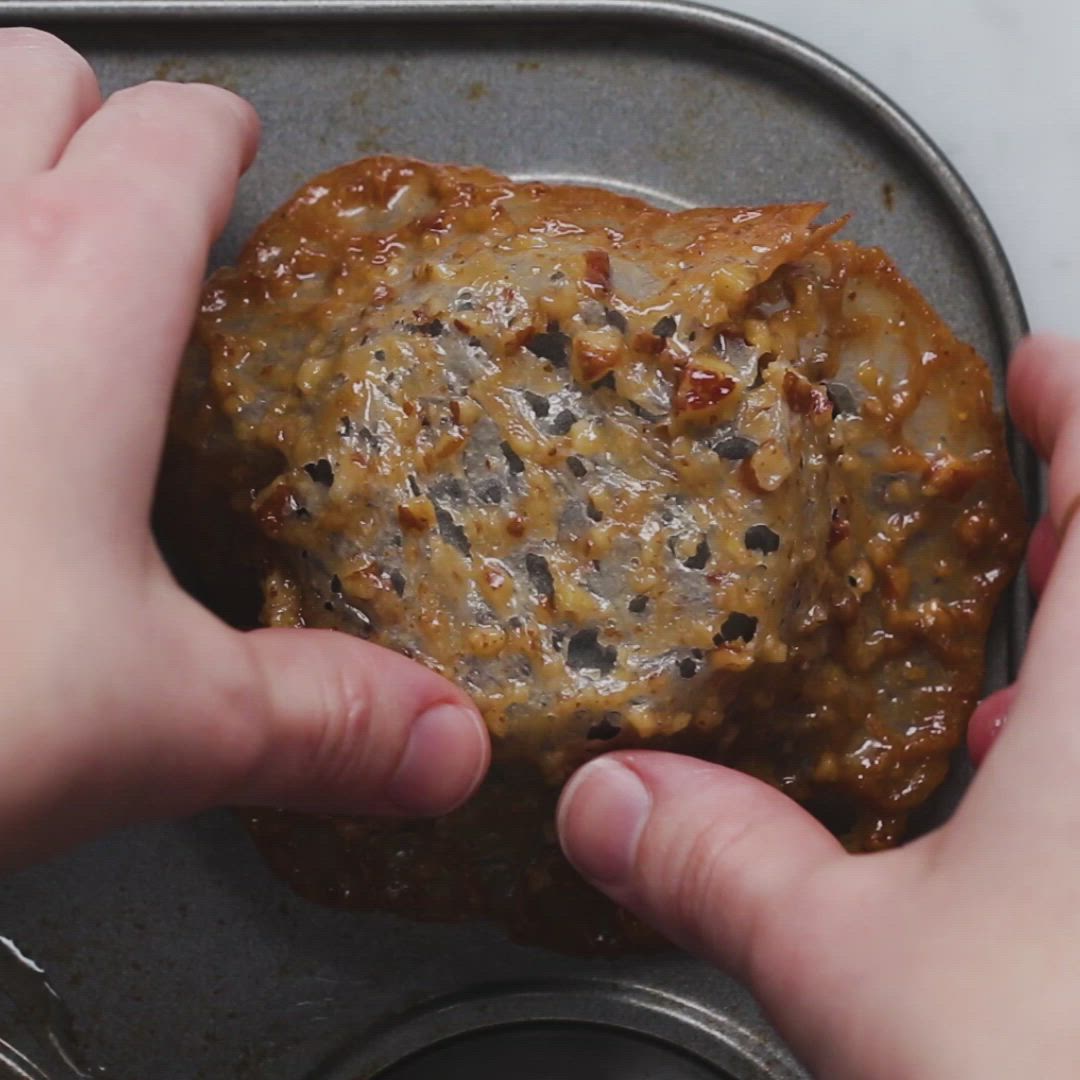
[0,28,100,181]
[3,80,260,522]
[55,79,259,264]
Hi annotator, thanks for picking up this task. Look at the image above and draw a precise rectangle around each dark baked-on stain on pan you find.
[159,157,1025,953]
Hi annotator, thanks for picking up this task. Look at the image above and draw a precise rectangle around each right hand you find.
[559,336,1080,1078]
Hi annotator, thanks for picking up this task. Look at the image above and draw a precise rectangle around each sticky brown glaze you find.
[162,157,1026,952]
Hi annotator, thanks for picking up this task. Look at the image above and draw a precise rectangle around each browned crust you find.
[162,157,1027,953]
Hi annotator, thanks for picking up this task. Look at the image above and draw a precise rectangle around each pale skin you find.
[0,28,491,866]
[1,27,1075,1079]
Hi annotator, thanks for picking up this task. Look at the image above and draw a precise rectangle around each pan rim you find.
[305,978,804,1079]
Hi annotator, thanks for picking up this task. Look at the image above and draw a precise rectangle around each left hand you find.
[0,28,489,868]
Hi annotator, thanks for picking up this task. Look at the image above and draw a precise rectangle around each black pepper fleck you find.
[652,315,677,338]
[434,506,471,557]
[567,456,588,479]
[329,574,343,594]
[501,441,526,474]
[525,553,555,602]
[586,499,603,522]
[745,524,780,555]
[526,330,571,366]
[718,612,758,643]
[753,351,776,389]
[390,570,406,596]
[678,656,699,678]
[606,308,628,333]
[684,538,711,570]
[523,390,550,417]
[628,594,648,613]
[550,409,577,436]
[303,458,334,487]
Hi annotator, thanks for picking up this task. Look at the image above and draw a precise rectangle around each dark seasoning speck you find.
[683,538,711,570]
[526,329,570,366]
[745,524,780,554]
[718,612,758,643]
[550,409,577,436]
[303,458,334,486]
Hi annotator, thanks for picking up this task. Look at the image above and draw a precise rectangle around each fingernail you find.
[387,704,488,815]
[557,757,652,886]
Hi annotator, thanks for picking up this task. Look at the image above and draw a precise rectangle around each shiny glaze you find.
[163,158,1025,951]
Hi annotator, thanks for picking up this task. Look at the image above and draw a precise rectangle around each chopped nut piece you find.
[672,355,740,430]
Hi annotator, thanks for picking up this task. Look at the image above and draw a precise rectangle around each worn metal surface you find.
[0,3,1037,1078]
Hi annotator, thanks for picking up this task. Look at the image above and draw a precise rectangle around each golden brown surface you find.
[162,157,1026,952]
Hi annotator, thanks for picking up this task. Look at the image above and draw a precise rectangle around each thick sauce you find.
[163,158,1025,952]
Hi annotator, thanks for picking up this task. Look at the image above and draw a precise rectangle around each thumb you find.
[0,583,489,869]
[131,588,490,821]
[557,752,857,1012]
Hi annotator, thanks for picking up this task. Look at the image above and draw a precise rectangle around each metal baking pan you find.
[0,2,1039,1078]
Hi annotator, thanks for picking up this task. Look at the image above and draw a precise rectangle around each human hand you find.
[559,334,1074,1077]
[0,28,488,868]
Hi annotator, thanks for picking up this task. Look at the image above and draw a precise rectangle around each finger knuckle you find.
[306,653,381,788]
[1,179,102,274]
[675,816,750,920]
[1,26,78,61]
[0,25,58,46]
[669,814,776,972]
[3,29,96,97]
[107,82,212,158]
[109,78,193,109]
[111,78,248,134]
[206,702,270,805]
